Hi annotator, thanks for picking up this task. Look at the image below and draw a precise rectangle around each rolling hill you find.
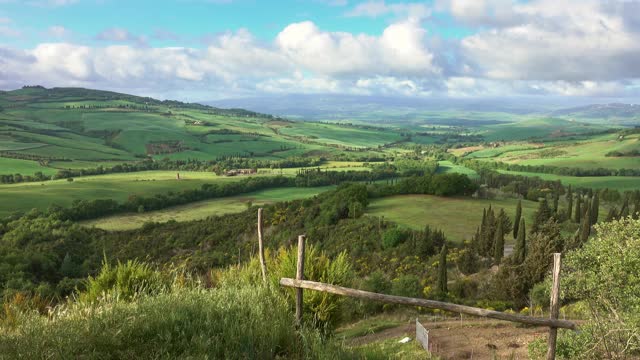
[0,87,403,176]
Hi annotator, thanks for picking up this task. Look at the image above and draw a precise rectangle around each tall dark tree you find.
[574,195,582,223]
[437,243,448,295]
[457,241,479,275]
[513,200,522,239]
[493,220,504,265]
[532,198,552,234]
[496,208,513,236]
[632,201,640,220]
[605,207,618,222]
[579,206,592,244]
[620,198,630,219]
[590,193,599,225]
[513,218,526,264]
[566,189,573,220]
[552,192,559,214]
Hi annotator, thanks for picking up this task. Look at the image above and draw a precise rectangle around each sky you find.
[0,0,639,101]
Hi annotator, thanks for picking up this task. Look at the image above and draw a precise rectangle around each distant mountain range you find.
[208,94,639,124]
[550,103,640,119]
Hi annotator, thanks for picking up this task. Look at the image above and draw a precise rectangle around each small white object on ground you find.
[398,337,411,344]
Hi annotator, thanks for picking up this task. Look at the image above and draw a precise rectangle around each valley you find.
[1,87,638,359]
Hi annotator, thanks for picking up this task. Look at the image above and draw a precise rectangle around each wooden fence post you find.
[547,253,562,360]
[257,208,267,284]
[295,235,306,325]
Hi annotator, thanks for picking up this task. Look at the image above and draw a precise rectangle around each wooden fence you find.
[256,210,577,360]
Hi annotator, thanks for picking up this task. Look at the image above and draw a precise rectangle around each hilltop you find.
[0,87,403,176]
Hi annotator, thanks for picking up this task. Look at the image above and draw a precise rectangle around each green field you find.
[366,195,538,242]
[498,170,640,191]
[0,87,404,176]
[82,186,334,231]
[0,171,256,217]
[478,118,609,141]
[437,160,478,178]
[466,133,640,170]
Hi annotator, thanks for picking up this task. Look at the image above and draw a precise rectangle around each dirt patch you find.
[349,319,546,359]
[448,146,484,157]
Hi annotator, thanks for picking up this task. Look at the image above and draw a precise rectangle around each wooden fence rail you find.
[272,230,577,359]
[279,278,577,330]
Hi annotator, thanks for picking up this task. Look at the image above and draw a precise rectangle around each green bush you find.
[80,260,170,303]
[382,228,406,249]
[0,283,355,359]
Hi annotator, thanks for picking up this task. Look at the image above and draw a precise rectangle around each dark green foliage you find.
[391,275,422,298]
[531,198,552,234]
[552,192,559,214]
[591,192,599,224]
[361,270,391,313]
[513,218,526,264]
[457,241,479,275]
[493,221,504,265]
[574,195,582,223]
[566,188,573,220]
[437,243,448,295]
[492,220,564,307]
[580,206,592,244]
[513,200,522,239]
[382,228,406,249]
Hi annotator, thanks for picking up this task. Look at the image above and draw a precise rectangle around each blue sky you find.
[1,0,639,101]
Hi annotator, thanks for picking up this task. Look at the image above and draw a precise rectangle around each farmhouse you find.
[225,168,257,176]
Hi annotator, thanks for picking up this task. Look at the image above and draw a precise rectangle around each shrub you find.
[79,260,170,303]
[382,228,406,249]
[0,283,355,359]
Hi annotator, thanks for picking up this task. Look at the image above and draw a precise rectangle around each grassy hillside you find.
[366,195,538,242]
[478,118,610,141]
[0,87,403,176]
[82,186,334,230]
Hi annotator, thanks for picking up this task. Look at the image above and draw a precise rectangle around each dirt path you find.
[349,319,547,359]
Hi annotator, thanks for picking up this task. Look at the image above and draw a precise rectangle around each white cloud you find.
[1,4,639,100]
[0,26,21,38]
[95,28,147,46]
[345,0,430,20]
[47,25,71,38]
[436,0,520,27]
[458,0,640,81]
[276,20,439,77]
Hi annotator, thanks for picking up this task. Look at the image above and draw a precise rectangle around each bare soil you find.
[349,319,547,359]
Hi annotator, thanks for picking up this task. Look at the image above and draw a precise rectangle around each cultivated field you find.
[366,195,538,242]
[498,170,640,192]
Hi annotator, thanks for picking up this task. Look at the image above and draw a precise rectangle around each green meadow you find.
[366,195,538,242]
[498,170,640,192]
[82,186,334,231]
[0,171,254,217]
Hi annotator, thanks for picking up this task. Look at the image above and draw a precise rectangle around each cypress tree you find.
[514,218,526,264]
[591,193,599,224]
[632,201,640,220]
[566,189,573,220]
[579,206,592,244]
[574,195,582,223]
[532,198,551,234]
[513,200,522,239]
[437,243,448,295]
[605,207,618,222]
[620,198,630,219]
[552,192,559,214]
[494,220,504,265]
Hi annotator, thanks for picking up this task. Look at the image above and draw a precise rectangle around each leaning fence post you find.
[295,235,306,325]
[547,253,562,360]
[257,208,267,283]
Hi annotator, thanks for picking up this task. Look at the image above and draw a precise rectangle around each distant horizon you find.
[1,0,639,101]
